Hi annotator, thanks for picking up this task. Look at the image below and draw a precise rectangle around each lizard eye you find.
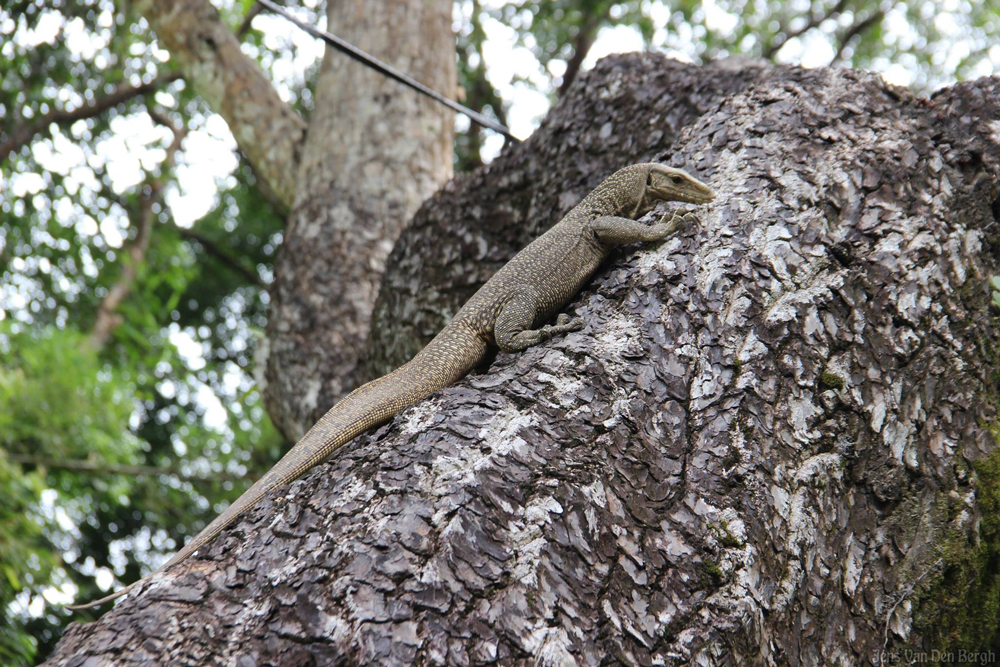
[646,173,653,186]
[671,176,684,184]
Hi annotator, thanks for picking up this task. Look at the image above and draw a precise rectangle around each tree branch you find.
[0,72,181,165]
[87,114,264,340]
[557,5,613,96]
[169,223,266,287]
[459,0,511,170]
[830,4,892,65]
[135,0,306,210]
[762,0,850,60]
[236,3,266,38]
[5,452,247,483]
[89,110,186,350]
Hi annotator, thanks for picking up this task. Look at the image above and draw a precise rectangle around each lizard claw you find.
[658,210,699,229]
[649,211,699,240]
[545,314,584,336]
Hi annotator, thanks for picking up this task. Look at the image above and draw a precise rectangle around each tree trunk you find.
[131,0,455,441]
[48,55,1000,666]
[261,0,456,440]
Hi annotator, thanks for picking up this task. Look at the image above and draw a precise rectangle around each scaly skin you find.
[67,163,714,611]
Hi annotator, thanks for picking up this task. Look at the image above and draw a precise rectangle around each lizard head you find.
[586,163,715,218]
[643,164,715,206]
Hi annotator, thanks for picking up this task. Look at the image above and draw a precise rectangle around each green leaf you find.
[2,565,20,590]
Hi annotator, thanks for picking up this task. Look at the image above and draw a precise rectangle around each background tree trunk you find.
[261,0,456,440]
[48,55,1000,665]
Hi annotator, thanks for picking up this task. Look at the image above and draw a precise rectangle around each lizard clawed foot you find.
[545,314,584,336]
[653,210,699,238]
[501,315,584,351]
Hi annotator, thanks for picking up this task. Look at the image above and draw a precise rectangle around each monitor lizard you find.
[68,162,714,611]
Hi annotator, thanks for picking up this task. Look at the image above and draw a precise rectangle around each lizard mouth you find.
[651,183,716,205]
[646,164,716,205]
[684,188,716,204]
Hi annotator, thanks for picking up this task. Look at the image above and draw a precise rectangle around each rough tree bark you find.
[363,56,771,377]
[262,0,456,440]
[49,55,999,665]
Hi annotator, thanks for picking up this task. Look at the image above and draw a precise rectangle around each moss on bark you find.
[913,330,1000,654]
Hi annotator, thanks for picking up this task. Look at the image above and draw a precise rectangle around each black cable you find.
[256,0,519,141]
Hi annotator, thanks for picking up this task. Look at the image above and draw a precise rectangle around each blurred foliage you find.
[1,0,998,663]
[0,1,286,663]
[0,452,56,667]
[492,0,654,88]
[0,326,134,665]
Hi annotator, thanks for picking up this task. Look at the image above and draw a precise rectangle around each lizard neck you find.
[574,191,643,221]
[575,164,647,219]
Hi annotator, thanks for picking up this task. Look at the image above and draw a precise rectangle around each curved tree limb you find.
[0,72,181,166]
[47,55,1000,664]
[88,109,186,350]
[135,0,307,210]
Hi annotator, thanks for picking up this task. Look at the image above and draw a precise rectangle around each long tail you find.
[67,324,487,611]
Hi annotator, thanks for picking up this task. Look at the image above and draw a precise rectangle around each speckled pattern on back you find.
[68,162,714,610]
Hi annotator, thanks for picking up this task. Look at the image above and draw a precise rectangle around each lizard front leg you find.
[494,292,583,353]
[591,211,698,245]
